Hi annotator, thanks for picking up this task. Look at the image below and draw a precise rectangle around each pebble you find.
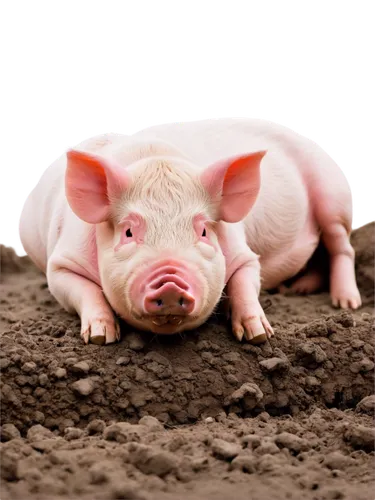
[350,358,375,374]
[259,357,289,372]
[344,424,375,452]
[356,395,375,414]
[0,423,21,441]
[211,438,242,460]
[71,361,90,374]
[127,333,145,351]
[87,419,106,435]
[64,427,84,440]
[0,358,11,370]
[296,342,327,365]
[110,480,150,500]
[138,415,163,430]
[38,373,49,386]
[116,356,130,366]
[27,424,55,441]
[230,454,257,473]
[324,451,354,470]
[21,361,37,374]
[274,432,310,454]
[225,383,263,410]
[71,378,96,396]
[54,367,67,379]
[104,422,145,443]
[129,445,176,477]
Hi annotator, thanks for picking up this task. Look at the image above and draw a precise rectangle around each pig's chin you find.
[124,312,204,335]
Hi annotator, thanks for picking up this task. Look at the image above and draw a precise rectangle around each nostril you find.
[156,299,163,307]
[179,297,184,306]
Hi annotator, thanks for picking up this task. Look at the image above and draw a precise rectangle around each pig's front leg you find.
[47,264,120,345]
[218,222,274,344]
[227,258,274,344]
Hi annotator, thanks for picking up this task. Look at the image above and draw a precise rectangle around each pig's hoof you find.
[81,316,121,345]
[232,314,274,344]
[331,289,362,310]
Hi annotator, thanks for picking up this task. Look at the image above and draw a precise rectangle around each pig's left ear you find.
[65,150,129,224]
[200,151,266,223]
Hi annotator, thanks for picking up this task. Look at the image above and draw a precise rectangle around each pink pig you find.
[19,119,361,345]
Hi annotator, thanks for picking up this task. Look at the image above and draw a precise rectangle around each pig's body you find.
[20,119,360,344]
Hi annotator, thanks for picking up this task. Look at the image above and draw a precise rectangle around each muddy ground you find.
[1,223,374,500]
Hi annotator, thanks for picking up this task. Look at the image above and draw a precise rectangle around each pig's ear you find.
[65,150,129,224]
[200,151,266,223]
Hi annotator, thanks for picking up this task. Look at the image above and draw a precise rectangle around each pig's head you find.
[65,147,264,335]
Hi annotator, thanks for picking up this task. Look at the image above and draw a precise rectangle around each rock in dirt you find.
[296,342,327,365]
[71,361,90,374]
[110,480,150,500]
[0,423,21,442]
[116,356,130,366]
[138,415,163,430]
[356,395,375,414]
[87,419,106,435]
[225,383,263,410]
[64,427,84,440]
[71,378,96,396]
[324,451,354,470]
[274,432,310,454]
[127,333,145,351]
[344,424,375,452]
[104,422,145,443]
[259,357,289,372]
[211,438,242,460]
[129,444,177,477]
[350,358,375,374]
[54,367,67,379]
[26,424,55,441]
[21,361,37,373]
[230,454,257,473]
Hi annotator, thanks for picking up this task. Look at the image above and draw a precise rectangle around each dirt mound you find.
[1,224,374,500]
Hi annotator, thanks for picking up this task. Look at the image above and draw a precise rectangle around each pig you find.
[19,118,361,345]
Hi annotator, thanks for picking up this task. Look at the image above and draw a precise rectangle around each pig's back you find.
[132,118,311,166]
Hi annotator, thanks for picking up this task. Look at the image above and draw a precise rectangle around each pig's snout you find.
[144,274,195,315]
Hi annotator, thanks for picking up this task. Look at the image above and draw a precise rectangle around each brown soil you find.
[1,223,374,500]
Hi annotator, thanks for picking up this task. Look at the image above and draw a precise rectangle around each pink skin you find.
[129,259,203,334]
[119,214,211,334]
[19,121,361,347]
[115,213,146,251]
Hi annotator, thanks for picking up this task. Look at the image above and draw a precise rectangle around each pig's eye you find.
[126,228,133,238]
[202,228,207,237]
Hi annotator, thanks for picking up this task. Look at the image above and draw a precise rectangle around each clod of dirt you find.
[274,432,310,454]
[356,395,375,415]
[70,378,96,396]
[0,424,21,442]
[259,357,289,372]
[26,424,55,441]
[104,422,145,443]
[225,383,263,410]
[324,451,355,470]
[128,443,177,477]
[87,419,106,435]
[71,361,90,374]
[344,424,375,452]
[211,438,242,460]
[229,454,257,473]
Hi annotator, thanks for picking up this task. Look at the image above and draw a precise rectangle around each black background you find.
[0,114,375,246]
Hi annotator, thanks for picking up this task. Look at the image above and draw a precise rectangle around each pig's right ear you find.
[65,150,129,224]
[200,151,266,223]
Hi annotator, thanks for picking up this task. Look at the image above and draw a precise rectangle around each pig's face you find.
[66,148,264,335]
[96,157,226,334]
